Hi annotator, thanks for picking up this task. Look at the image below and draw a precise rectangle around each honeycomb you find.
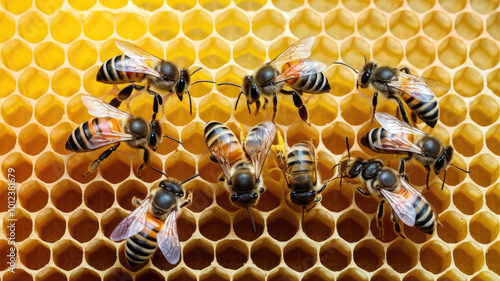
[1,0,500,280]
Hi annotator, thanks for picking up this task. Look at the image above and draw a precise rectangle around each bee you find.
[110,174,198,266]
[218,36,330,123]
[204,121,276,232]
[333,59,447,128]
[361,112,469,190]
[65,94,181,178]
[338,139,438,238]
[97,40,214,118]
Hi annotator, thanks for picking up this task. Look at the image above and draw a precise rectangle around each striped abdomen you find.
[413,196,435,234]
[401,93,439,128]
[288,142,316,178]
[65,117,121,152]
[204,121,245,166]
[361,127,414,155]
[125,215,162,267]
[288,72,330,94]
[97,54,147,84]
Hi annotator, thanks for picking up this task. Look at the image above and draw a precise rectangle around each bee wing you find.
[157,208,181,264]
[375,113,428,136]
[114,40,163,78]
[273,59,327,84]
[86,130,135,150]
[379,185,416,227]
[268,36,315,67]
[81,94,133,119]
[388,72,444,102]
[372,130,424,155]
[207,123,243,182]
[244,121,277,179]
[110,196,152,241]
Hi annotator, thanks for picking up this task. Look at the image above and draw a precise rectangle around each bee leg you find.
[392,210,405,239]
[281,89,308,123]
[398,66,411,74]
[398,158,409,182]
[137,146,152,179]
[110,84,145,108]
[390,96,411,124]
[377,200,385,240]
[424,165,431,189]
[209,155,218,163]
[83,142,121,177]
[357,186,371,196]
[132,197,142,206]
[272,92,278,122]
[146,86,163,121]
[254,99,261,116]
[372,92,378,122]
[180,192,192,208]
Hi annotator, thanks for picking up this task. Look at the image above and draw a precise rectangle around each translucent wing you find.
[114,40,163,78]
[388,72,445,102]
[375,113,428,136]
[244,121,277,179]
[268,36,315,67]
[273,59,327,84]
[379,184,416,227]
[157,208,181,264]
[110,196,152,241]
[371,129,424,155]
[81,94,133,119]
[86,130,135,150]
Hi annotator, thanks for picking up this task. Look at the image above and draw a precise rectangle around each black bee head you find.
[362,160,383,181]
[230,192,259,208]
[343,158,365,179]
[159,180,185,198]
[151,188,175,215]
[175,69,191,100]
[127,117,149,138]
[290,190,316,207]
[434,146,453,174]
[358,62,376,88]
[148,120,163,151]
[242,76,259,103]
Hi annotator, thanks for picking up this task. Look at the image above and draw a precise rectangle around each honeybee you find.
[218,36,330,123]
[110,175,198,266]
[97,40,214,117]
[204,121,276,231]
[338,140,438,238]
[65,94,181,178]
[334,59,447,128]
[361,112,469,189]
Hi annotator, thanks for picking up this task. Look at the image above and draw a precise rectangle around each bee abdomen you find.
[414,197,435,234]
[402,95,439,128]
[124,221,160,267]
[97,55,146,84]
[361,128,386,153]
[205,121,245,165]
[289,72,330,94]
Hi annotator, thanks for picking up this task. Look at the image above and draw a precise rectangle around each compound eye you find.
[231,194,238,202]
[178,192,184,197]
[290,192,297,199]
[435,156,446,173]
[250,85,259,100]
[252,193,258,199]
[361,70,371,85]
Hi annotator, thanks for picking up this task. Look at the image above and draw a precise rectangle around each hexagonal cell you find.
[116,12,147,40]
[456,12,483,40]
[216,239,249,270]
[83,11,114,41]
[69,268,101,281]
[0,10,15,42]
[84,181,114,213]
[357,9,387,40]
[371,268,400,281]
[181,10,213,41]
[337,268,368,281]
[85,239,117,271]
[486,241,500,275]
[3,269,33,281]
[68,39,98,70]
[2,152,33,183]
[35,208,66,243]
[1,94,33,128]
[387,239,418,273]
[198,37,231,69]
[374,0,403,11]
[215,9,249,41]
[53,239,83,271]
[18,239,50,270]
[322,122,355,155]
[180,180,212,214]
[373,37,404,67]
[454,241,484,275]
[289,8,322,38]
[324,9,355,40]
[486,183,500,214]
[321,179,354,213]
[103,268,133,281]
[116,180,147,211]
[340,94,372,126]
[232,37,265,71]
[0,123,15,156]
[199,207,230,241]
[68,0,96,10]
[252,9,286,41]
[52,69,81,98]
[353,239,384,272]
[286,122,320,148]
[163,97,196,127]
[131,153,163,183]
[471,271,500,281]
[183,238,214,270]
[35,151,65,183]
[167,268,197,281]
[50,122,76,156]
[470,154,499,187]
[423,11,452,39]
[34,41,65,71]
[18,11,47,43]
[438,94,467,126]
[438,37,467,69]
[198,94,231,123]
[19,180,48,212]
[422,66,451,97]
[98,151,131,184]
[68,209,99,243]
[0,239,13,270]
[419,240,451,274]
[135,268,166,281]
[453,183,482,215]
[3,208,32,242]
[50,10,81,43]
[35,94,65,127]
[51,179,82,212]
[18,67,50,100]
[303,267,335,281]
[267,206,300,241]
[337,209,369,242]
[35,267,67,281]
[406,37,435,69]
[437,211,468,243]
[268,267,299,281]
[470,212,499,244]
[454,67,483,97]
[471,38,500,70]
[178,210,196,242]
[471,94,500,127]
[199,267,230,281]
[452,123,483,157]
[233,208,265,241]
[403,269,434,281]
[303,208,335,242]
[389,10,420,40]
[250,237,281,271]
[1,39,32,71]
[149,11,179,41]
[234,267,265,281]
[437,269,467,281]
[0,67,15,98]
[340,37,370,69]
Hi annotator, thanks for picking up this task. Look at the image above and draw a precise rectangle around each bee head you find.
[148,120,163,151]
[362,160,383,181]
[127,117,149,138]
[290,190,316,207]
[358,62,376,89]
[159,179,185,198]
[434,145,453,175]
[242,76,259,103]
[230,192,259,208]
[151,188,175,216]
[342,158,365,179]
[175,69,191,100]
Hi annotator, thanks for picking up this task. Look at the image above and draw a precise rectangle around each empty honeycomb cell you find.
[423,11,452,39]
[50,122,77,156]
[68,40,98,70]
[200,268,229,281]
[471,95,499,127]
[389,10,420,40]
[52,68,81,98]
[342,0,371,12]
[199,94,231,123]
[453,183,482,215]
[116,180,147,210]
[0,240,11,271]
[374,0,403,11]
[51,179,82,212]
[439,270,468,281]
[199,37,231,69]
[269,267,300,281]
[474,0,500,13]
[69,270,101,281]
[470,154,499,187]
[252,10,286,41]
[182,10,213,41]
[438,37,467,69]
[233,37,265,70]
[456,12,483,40]
[0,68,16,98]
[53,239,83,271]
[19,180,48,212]
[1,39,32,71]
[19,239,50,270]
[166,0,196,11]
[18,11,48,43]
[2,208,32,242]
[488,68,500,97]
[178,209,197,242]
[0,11,15,42]
[286,122,320,147]
[486,183,500,214]
[101,208,127,240]
[34,42,64,71]
[3,269,33,281]
[487,241,500,275]
[304,95,338,126]
[470,38,500,70]
[2,152,33,183]
[164,96,197,126]
[289,9,322,38]
[282,238,317,272]
[35,208,66,242]
[305,267,337,281]
[34,152,65,183]
[488,13,500,42]
[470,212,499,244]
[199,207,231,241]
[180,121,212,155]
[328,65,356,97]
[311,36,339,64]
[0,123,15,156]
[422,66,451,97]
[372,269,400,281]
[132,153,163,183]
[454,241,484,275]
[216,239,249,270]
[338,268,368,281]
[408,0,436,12]
[303,208,335,242]
[250,237,281,271]
[197,153,223,183]
[406,37,435,69]
[325,9,355,40]
[438,94,467,126]
[149,11,179,41]
[215,184,240,213]
[99,151,131,184]
[35,94,65,127]
[357,9,387,40]
[83,11,114,41]
[183,238,214,270]
[50,11,81,44]
[373,37,404,67]
[85,239,117,271]
[103,268,133,281]
[18,67,49,100]
[233,208,265,241]
[116,12,147,40]
[337,209,369,242]
[183,180,212,211]
[387,239,418,273]
[68,0,96,10]
[233,267,265,281]
[340,94,372,126]
[437,211,468,243]
[84,181,114,213]
[135,269,166,281]
[440,0,467,12]
[403,270,434,281]
[452,123,483,157]
[215,9,249,41]
[420,240,451,274]
[321,179,354,212]
[353,239,384,272]
[267,206,300,241]
[472,272,500,281]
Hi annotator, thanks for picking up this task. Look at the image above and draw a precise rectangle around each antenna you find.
[163,134,183,146]
[182,173,200,184]
[247,207,256,233]
[333,62,358,74]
